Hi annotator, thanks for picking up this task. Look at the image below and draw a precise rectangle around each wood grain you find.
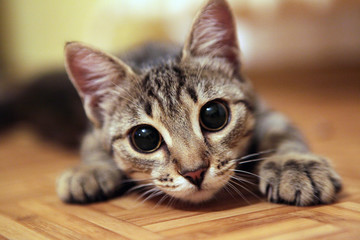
[0,68,359,239]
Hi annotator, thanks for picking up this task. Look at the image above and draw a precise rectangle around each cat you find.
[56,0,342,206]
[0,71,87,149]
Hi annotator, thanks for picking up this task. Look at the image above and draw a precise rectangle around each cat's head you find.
[64,0,256,203]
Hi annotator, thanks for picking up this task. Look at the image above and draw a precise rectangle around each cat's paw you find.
[258,153,342,206]
[56,164,125,203]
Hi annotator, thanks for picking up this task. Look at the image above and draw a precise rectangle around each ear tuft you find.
[183,0,240,71]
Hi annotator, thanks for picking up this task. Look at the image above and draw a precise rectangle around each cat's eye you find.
[130,125,162,153]
[200,100,229,131]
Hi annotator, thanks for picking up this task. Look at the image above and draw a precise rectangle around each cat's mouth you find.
[154,168,235,203]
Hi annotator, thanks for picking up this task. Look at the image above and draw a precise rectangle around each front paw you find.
[258,153,342,206]
[56,164,125,203]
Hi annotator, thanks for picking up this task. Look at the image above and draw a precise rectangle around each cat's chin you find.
[167,188,218,204]
[185,190,217,203]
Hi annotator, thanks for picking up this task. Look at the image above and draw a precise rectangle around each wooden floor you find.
[1,68,360,239]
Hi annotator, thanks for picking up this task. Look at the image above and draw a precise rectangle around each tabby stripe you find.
[110,134,125,155]
[142,73,162,107]
[144,101,152,117]
[147,88,164,111]
[172,66,186,100]
[186,87,198,103]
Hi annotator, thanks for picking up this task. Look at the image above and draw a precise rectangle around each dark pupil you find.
[200,102,227,130]
[133,126,160,152]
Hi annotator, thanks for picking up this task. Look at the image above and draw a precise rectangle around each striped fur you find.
[56,0,341,205]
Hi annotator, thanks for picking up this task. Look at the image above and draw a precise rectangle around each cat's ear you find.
[65,42,135,127]
[182,0,240,72]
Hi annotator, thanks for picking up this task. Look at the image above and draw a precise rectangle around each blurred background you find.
[0,0,359,149]
[1,0,359,82]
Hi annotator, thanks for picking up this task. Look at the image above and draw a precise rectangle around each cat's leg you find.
[253,102,342,206]
[56,131,126,203]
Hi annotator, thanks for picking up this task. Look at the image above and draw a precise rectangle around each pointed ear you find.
[65,42,135,127]
[182,0,240,72]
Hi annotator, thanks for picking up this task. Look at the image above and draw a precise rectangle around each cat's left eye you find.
[130,125,162,153]
[200,100,229,132]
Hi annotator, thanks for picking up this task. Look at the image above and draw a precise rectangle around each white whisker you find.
[122,178,155,184]
[235,149,275,162]
[227,181,250,205]
[136,187,157,200]
[229,179,261,201]
[223,184,237,201]
[141,189,163,204]
[236,157,269,165]
[155,193,169,208]
[232,169,268,182]
[128,183,155,194]
[218,176,237,201]
[230,175,257,186]
[167,196,177,208]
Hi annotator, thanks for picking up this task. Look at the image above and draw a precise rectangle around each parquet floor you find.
[0,68,359,239]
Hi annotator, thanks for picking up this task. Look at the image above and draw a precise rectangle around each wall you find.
[1,0,359,82]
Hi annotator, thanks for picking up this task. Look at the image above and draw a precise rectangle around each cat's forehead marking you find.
[131,62,250,148]
[137,64,202,141]
[141,64,193,110]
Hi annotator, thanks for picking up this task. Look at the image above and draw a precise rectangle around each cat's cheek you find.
[207,167,233,189]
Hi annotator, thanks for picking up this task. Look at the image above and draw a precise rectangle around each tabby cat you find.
[57,0,342,206]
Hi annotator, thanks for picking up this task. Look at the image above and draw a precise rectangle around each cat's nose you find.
[181,167,207,189]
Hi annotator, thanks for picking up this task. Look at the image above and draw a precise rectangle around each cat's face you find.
[65,0,256,203]
[107,61,255,202]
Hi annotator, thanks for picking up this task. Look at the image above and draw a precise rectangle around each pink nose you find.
[181,167,207,189]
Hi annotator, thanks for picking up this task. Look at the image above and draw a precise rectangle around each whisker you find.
[232,172,255,180]
[229,179,262,201]
[167,196,177,208]
[227,181,250,205]
[220,179,237,201]
[141,189,163,204]
[232,169,264,180]
[128,183,155,194]
[130,182,155,190]
[230,175,257,186]
[219,177,243,203]
[237,157,268,165]
[223,185,237,201]
[155,194,169,208]
[236,149,275,162]
[135,188,163,207]
[136,187,157,200]
[122,178,155,184]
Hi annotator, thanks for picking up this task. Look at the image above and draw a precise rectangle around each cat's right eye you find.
[130,125,162,153]
[200,100,229,132]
